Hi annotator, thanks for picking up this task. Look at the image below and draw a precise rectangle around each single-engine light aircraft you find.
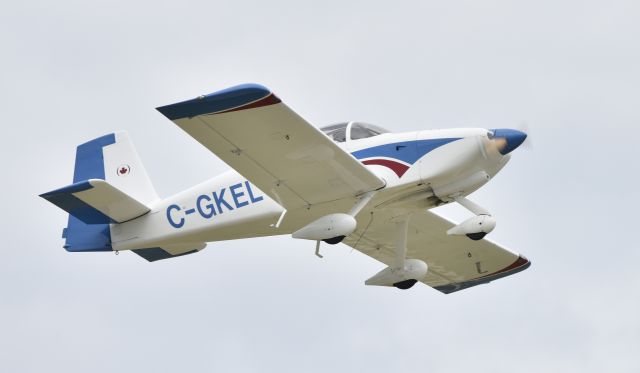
[40,84,530,293]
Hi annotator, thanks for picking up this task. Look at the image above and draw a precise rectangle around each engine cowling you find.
[365,259,428,289]
[446,215,496,240]
[292,213,357,241]
[433,171,491,200]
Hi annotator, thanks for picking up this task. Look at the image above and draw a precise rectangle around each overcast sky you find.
[2,0,639,372]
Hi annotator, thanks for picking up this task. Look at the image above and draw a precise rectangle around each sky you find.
[1,0,639,372]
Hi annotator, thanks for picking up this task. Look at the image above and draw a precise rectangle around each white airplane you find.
[40,84,530,293]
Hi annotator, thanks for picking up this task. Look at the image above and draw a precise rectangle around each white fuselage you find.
[111,128,509,251]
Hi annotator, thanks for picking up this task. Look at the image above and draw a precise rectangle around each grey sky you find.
[2,0,639,372]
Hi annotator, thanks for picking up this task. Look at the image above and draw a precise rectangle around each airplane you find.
[40,83,530,293]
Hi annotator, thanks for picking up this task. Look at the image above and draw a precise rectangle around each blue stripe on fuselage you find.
[351,138,461,165]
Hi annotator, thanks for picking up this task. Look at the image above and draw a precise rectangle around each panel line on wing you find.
[195,116,311,206]
[159,84,386,212]
[426,268,456,284]
[351,211,375,250]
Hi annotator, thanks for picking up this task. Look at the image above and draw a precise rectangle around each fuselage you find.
[111,125,521,251]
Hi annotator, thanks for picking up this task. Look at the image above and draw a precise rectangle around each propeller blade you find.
[518,121,533,150]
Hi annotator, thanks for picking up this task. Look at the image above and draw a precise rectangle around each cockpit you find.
[320,122,390,143]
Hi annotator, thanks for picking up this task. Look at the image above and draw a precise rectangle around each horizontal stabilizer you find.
[40,179,150,224]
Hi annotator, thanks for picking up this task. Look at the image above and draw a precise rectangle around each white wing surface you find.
[157,84,385,210]
[343,209,530,293]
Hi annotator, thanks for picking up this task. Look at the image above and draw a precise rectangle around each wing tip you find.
[156,83,279,120]
[434,255,531,294]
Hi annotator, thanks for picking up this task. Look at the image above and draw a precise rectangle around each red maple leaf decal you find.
[119,167,128,174]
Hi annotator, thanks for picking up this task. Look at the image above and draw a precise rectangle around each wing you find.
[343,209,530,293]
[156,84,385,209]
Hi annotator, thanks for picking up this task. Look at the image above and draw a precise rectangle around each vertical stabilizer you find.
[41,131,159,252]
[101,132,159,205]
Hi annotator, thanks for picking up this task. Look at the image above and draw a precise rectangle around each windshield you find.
[321,122,390,143]
[320,123,347,142]
[350,122,389,140]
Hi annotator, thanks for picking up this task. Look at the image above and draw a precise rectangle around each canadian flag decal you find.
[117,164,130,176]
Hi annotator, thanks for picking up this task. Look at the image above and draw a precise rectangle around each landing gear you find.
[394,216,409,270]
[392,216,419,290]
[323,235,346,245]
[446,196,496,241]
[315,235,346,258]
[466,232,487,241]
[296,191,377,259]
[364,214,428,290]
[393,279,418,290]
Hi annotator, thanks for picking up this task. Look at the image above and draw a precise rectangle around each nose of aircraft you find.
[492,128,527,155]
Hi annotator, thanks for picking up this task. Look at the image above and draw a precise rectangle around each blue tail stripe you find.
[73,134,115,183]
[64,216,112,252]
[64,134,116,252]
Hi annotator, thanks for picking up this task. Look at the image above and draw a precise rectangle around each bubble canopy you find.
[320,122,390,143]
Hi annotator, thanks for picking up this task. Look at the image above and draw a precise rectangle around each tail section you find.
[100,132,159,205]
[40,132,159,252]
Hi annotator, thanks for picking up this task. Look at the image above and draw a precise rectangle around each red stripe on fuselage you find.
[362,159,409,178]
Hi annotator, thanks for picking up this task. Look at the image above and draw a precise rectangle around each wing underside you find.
[156,84,385,211]
[343,209,530,293]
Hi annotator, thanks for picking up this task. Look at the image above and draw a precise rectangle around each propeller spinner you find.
[487,128,528,155]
